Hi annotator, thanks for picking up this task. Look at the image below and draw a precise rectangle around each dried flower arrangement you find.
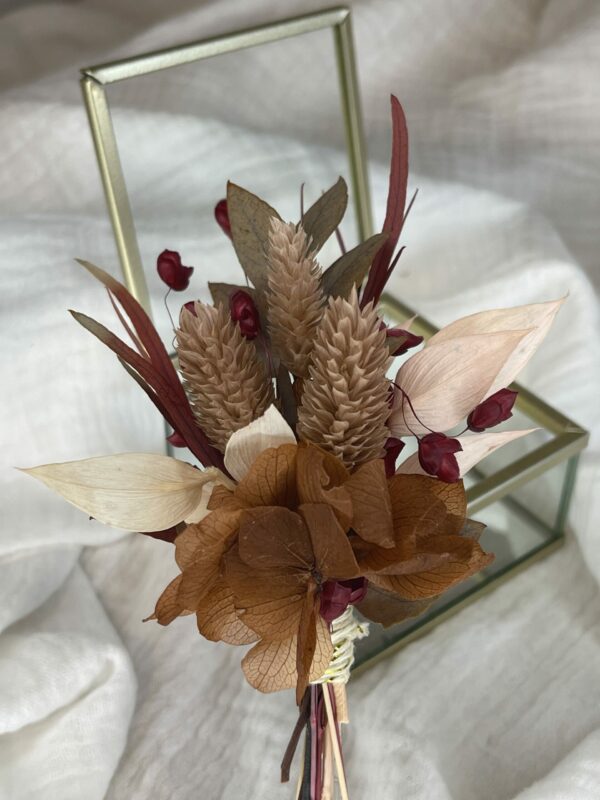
[23,97,562,799]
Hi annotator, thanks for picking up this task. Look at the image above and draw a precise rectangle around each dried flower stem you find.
[323,686,349,800]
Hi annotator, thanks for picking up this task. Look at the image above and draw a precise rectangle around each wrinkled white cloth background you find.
[1,1,600,798]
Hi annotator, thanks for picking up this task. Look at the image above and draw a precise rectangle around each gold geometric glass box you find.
[80,6,588,674]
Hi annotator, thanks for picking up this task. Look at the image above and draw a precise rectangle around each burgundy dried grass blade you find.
[315,688,326,799]
[299,723,312,800]
[117,357,180,434]
[361,95,409,307]
[71,310,224,470]
[76,260,175,381]
[106,288,147,357]
[281,690,311,783]
[73,261,226,469]
[310,686,319,799]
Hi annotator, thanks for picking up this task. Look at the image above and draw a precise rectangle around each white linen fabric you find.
[1,1,599,798]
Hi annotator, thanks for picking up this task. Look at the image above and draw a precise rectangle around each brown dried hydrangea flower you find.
[152,432,492,703]
[353,475,493,626]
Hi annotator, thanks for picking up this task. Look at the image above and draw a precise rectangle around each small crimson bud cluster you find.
[229,290,261,340]
[158,223,261,341]
[157,250,194,291]
[418,432,462,483]
[383,437,405,478]
[387,327,424,356]
[214,199,232,238]
[467,389,517,432]
[397,386,518,483]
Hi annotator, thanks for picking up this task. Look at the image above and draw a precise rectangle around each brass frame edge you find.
[80,6,372,308]
[81,7,351,83]
[80,76,150,311]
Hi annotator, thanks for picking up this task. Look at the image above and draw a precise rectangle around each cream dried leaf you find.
[22,454,229,531]
[224,404,296,482]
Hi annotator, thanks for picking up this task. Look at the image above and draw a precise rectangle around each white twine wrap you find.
[312,606,369,686]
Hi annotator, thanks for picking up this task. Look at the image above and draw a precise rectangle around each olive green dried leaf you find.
[208,282,256,308]
[226,181,281,294]
[301,177,348,253]
[356,584,436,628]
[322,232,388,298]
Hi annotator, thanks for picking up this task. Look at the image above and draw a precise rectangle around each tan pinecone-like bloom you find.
[297,287,392,467]
[267,218,325,377]
[177,302,274,451]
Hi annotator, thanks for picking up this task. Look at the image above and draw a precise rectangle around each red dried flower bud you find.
[230,290,260,339]
[214,199,232,238]
[183,300,197,316]
[383,436,405,478]
[418,432,462,483]
[166,430,187,448]
[157,250,194,291]
[467,389,518,432]
[387,327,424,356]
[320,578,368,623]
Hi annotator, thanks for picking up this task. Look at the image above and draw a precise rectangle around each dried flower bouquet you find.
[24,97,562,799]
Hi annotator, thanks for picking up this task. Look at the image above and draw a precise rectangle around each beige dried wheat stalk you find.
[177,302,274,451]
[267,218,325,378]
[297,287,391,467]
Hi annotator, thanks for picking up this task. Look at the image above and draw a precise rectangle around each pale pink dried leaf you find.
[396,429,536,478]
[427,299,564,396]
[390,330,530,436]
